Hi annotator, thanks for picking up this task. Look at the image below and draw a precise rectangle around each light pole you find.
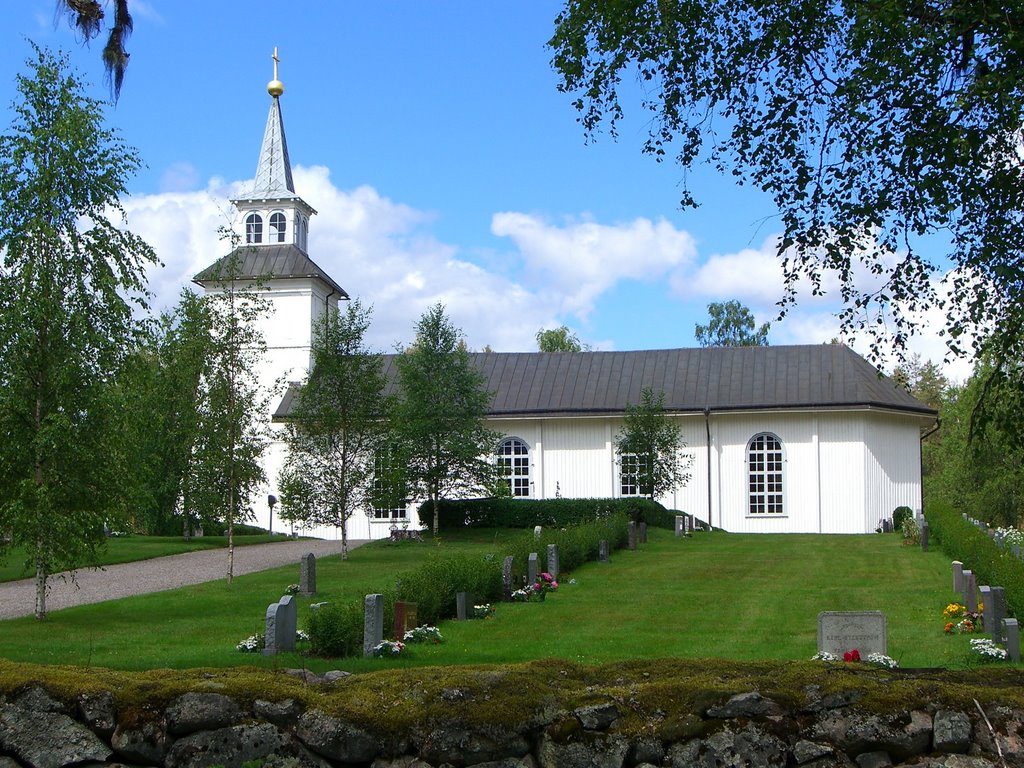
[268,494,278,535]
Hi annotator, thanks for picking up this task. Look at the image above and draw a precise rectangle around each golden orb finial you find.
[267,47,284,97]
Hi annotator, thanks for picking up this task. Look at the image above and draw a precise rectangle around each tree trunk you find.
[34,544,46,621]
[341,517,348,561]
[432,495,440,539]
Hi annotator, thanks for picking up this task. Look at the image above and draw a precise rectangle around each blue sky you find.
[3,1,970,380]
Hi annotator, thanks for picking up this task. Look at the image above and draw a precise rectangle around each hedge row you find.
[415,497,676,530]
[308,512,631,657]
[926,500,1024,619]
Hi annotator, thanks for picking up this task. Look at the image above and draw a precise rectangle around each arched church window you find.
[245,213,263,244]
[496,437,531,497]
[269,212,286,243]
[748,433,784,515]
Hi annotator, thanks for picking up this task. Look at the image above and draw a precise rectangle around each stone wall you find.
[1,662,1024,767]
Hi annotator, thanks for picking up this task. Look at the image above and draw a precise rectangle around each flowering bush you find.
[995,527,1024,548]
[970,638,1008,661]
[403,625,444,644]
[943,602,983,634]
[286,584,300,595]
[511,588,532,602]
[532,572,559,597]
[236,629,309,653]
[811,651,838,661]
[472,603,495,619]
[865,652,898,669]
[372,640,405,658]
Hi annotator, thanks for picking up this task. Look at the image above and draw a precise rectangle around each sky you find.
[3,1,973,382]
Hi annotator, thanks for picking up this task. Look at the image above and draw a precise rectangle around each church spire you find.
[252,47,297,199]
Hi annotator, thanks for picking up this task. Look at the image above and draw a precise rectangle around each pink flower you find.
[843,649,861,662]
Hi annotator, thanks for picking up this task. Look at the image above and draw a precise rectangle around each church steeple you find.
[230,48,315,251]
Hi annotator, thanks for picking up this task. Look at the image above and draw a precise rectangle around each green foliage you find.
[536,325,589,352]
[927,500,1024,620]
[549,1,1024,370]
[308,601,365,658]
[415,497,668,530]
[892,506,913,531]
[394,304,501,536]
[0,46,157,619]
[279,301,390,558]
[395,554,503,626]
[927,360,1024,527]
[694,301,769,347]
[615,388,693,499]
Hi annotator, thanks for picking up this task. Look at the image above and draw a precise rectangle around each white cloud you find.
[159,161,201,193]
[491,212,697,318]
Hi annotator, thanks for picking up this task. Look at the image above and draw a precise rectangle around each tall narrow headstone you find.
[952,561,964,593]
[1004,618,1021,663]
[992,587,1007,644]
[598,539,609,563]
[456,591,473,621]
[920,521,929,551]
[363,594,384,657]
[300,552,317,596]
[263,602,281,656]
[638,522,648,544]
[501,556,514,600]
[980,586,994,632]
[963,570,978,612]
[687,514,696,532]
[546,544,560,580]
[528,552,539,584]
[675,515,684,537]
[627,521,637,551]
[1014,544,1022,560]
[534,525,543,539]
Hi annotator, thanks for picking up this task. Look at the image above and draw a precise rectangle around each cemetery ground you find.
[0,528,1002,673]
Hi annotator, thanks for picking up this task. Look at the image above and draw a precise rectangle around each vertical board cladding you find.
[713,413,820,533]
[863,413,923,531]
[539,418,617,499]
[818,413,866,533]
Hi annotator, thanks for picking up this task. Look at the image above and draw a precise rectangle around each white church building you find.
[195,61,938,541]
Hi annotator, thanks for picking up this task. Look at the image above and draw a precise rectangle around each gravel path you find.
[0,538,367,620]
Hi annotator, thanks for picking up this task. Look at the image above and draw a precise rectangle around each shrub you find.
[415,497,672,530]
[394,553,502,626]
[927,500,1024,619]
[307,601,366,658]
[892,506,913,531]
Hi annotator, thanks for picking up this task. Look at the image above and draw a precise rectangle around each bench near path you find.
[0,538,367,621]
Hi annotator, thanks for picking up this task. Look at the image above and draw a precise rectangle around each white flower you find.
[865,653,898,669]
[811,651,839,662]
[970,638,1008,661]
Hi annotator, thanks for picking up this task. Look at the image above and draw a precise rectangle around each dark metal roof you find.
[274,344,937,421]
[192,244,348,298]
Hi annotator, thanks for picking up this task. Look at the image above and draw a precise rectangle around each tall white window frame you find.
[371,449,406,521]
[245,212,263,244]
[269,211,287,243]
[619,452,649,497]
[747,433,784,515]
[496,437,531,498]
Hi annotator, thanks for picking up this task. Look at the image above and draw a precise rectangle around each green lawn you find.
[0,534,296,583]
[0,529,996,672]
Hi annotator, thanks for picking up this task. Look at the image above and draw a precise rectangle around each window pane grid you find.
[496,438,530,497]
[748,434,783,515]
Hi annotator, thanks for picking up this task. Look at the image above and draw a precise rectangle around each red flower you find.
[843,649,861,662]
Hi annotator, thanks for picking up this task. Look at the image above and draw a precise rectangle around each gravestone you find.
[992,587,1007,644]
[264,595,297,655]
[881,519,892,533]
[363,594,384,657]
[980,586,994,632]
[952,561,964,593]
[638,522,648,544]
[675,515,684,537]
[501,556,514,599]
[534,525,543,539]
[688,514,696,532]
[547,544,560,580]
[817,611,888,656]
[627,521,637,551]
[1004,618,1021,663]
[598,539,609,563]
[528,552,539,584]
[963,570,978,611]
[299,552,317,597]
[456,591,474,621]
[920,520,929,551]
[1014,544,1022,560]
[394,601,418,639]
